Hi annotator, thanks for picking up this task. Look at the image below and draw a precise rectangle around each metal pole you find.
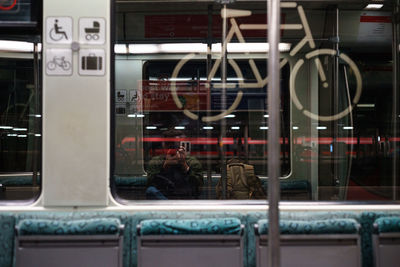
[207,4,213,199]
[392,1,399,200]
[32,42,40,187]
[267,0,281,266]
[333,7,340,194]
[220,5,228,199]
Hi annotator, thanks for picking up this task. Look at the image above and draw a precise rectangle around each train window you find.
[112,1,400,202]
[0,0,42,202]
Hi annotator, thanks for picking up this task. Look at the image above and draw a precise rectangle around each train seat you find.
[359,211,400,267]
[114,175,148,199]
[372,216,400,267]
[255,218,361,267]
[137,217,244,267]
[15,218,124,267]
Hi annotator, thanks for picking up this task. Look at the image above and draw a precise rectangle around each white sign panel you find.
[129,89,139,102]
[79,18,106,44]
[46,49,73,76]
[79,49,105,76]
[116,89,127,103]
[46,17,73,44]
[357,12,392,43]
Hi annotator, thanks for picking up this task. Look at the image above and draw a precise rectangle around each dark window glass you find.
[112,1,399,202]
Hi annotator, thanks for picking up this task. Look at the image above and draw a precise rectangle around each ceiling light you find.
[175,126,185,130]
[365,4,383,9]
[114,44,128,54]
[0,126,13,129]
[0,41,35,53]
[128,42,291,54]
[212,42,291,53]
[357,104,375,108]
[260,126,269,130]
[129,43,207,54]
[146,126,157,130]
[231,126,240,130]
[203,126,214,130]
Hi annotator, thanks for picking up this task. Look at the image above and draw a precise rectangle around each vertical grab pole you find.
[392,0,399,200]
[32,42,41,187]
[267,0,281,266]
[220,5,228,199]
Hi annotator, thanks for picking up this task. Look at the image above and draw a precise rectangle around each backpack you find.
[216,159,266,199]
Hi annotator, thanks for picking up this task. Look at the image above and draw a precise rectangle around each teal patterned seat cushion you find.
[17,218,122,236]
[0,175,41,186]
[246,211,361,267]
[257,218,359,235]
[13,211,132,267]
[360,211,400,267]
[140,217,242,235]
[0,213,14,267]
[114,176,147,186]
[374,216,400,233]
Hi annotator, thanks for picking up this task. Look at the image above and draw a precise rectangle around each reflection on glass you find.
[113,1,399,202]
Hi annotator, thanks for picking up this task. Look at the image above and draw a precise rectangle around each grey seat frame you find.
[373,232,400,267]
[255,225,361,267]
[137,224,244,267]
[15,227,124,267]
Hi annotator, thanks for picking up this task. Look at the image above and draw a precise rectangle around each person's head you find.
[162,129,185,151]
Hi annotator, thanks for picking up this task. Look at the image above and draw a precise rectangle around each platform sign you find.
[46,17,72,44]
[116,89,127,103]
[129,89,139,102]
[45,49,72,76]
[79,18,106,44]
[79,49,105,76]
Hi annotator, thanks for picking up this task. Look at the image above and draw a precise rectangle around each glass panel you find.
[113,1,288,200]
[0,1,42,202]
[112,0,399,202]
[0,0,37,24]
[282,1,398,201]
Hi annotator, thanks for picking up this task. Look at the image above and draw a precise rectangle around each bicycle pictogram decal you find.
[170,2,362,122]
[46,56,72,71]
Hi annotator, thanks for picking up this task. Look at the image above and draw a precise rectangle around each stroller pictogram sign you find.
[79,18,106,44]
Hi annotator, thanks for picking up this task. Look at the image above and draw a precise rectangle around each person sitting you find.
[145,130,203,200]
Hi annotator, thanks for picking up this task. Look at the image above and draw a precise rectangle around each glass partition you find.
[112,0,399,202]
[0,0,42,202]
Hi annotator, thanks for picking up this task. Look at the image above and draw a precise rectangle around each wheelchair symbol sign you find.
[46,17,72,44]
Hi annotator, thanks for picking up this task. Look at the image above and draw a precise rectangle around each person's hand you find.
[177,146,190,172]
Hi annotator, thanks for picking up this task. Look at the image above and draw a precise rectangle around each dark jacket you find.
[146,155,203,199]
